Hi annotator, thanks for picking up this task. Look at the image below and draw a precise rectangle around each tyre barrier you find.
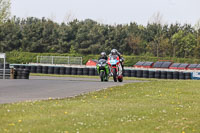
[31,66,37,73]
[173,71,179,79]
[48,66,54,74]
[60,67,66,75]
[36,66,42,73]
[42,66,48,74]
[167,71,173,79]
[54,67,60,75]
[131,70,137,77]
[83,68,89,75]
[149,71,155,78]
[95,69,98,76]
[142,70,149,78]
[65,67,71,75]
[124,70,131,77]
[89,68,95,76]
[14,68,30,79]
[155,71,161,79]
[179,72,185,80]
[71,68,77,75]
[161,71,167,79]
[185,72,191,79]
[11,65,192,80]
[136,70,143,78]
[77,68,83,75]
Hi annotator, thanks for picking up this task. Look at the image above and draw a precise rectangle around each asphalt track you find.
[0,76,142,104]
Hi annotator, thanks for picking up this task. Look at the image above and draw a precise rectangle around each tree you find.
[0,0,10,23]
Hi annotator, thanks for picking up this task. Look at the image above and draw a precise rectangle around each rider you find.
[97,52,109,80]
[99,52,108,60]
[109,49,124,73]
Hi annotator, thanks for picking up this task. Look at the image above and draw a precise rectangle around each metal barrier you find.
[37,56,82,65]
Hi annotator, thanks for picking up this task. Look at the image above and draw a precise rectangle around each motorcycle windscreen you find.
[110,59,118,65]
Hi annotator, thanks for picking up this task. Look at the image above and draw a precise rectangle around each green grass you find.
[1,80,200,133]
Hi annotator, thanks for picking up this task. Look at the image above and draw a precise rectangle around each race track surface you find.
[0,76,142,104]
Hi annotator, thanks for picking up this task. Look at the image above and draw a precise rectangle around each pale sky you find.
[11,0,200,26]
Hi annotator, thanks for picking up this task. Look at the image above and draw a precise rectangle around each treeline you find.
[0,17,200,58]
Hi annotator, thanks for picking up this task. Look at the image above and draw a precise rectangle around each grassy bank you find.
[6,51,200,66]
[0,79,200,133]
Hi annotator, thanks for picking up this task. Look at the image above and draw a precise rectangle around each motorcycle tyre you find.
[112,68,117,82]
[100,71,105,82]
[118,76,123,82]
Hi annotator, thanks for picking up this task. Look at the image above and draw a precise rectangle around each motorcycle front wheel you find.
[100,71,105,82]
[112,68,117,82]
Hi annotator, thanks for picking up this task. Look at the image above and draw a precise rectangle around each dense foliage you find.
[0,17,200,58]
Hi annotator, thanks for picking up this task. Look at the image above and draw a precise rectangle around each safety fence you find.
[37,56,82,65]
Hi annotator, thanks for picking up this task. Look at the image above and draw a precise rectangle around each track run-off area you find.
[0,76,143,104]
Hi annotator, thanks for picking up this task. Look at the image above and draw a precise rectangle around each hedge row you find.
[6,51,200,67]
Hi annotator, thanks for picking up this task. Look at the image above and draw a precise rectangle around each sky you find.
[11,0,200,26]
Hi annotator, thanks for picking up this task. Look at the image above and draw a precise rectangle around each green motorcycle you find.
[96,59,109,82]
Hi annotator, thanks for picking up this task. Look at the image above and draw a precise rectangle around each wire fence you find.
[37,56,82,65]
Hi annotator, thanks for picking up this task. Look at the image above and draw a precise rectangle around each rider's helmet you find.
[100,52,106,58]
[111,49,118,55]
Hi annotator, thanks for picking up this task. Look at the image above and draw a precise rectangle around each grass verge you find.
[0,80,200,133]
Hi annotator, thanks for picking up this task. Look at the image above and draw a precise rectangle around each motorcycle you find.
[107,55,123,82]
[96,59,109,82]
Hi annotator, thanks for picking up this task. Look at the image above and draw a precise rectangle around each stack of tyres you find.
[36,66,42,73]
[48,66,54,74]
[89,68,95,76]
[126,70,131,77]
[14,69,30,79]
[143,70,149,78]
[179,72,185,79]
[20,65,25,69]
[173,71,179,79]
[161,71,167,79]
[167,71,173,79]
[13,65,20,69]
[149,71,155,78]
[185,72,191,79]
[77,68,83,75]
[71,68,77,75]
[123,70,128,77]
[59,67,66,75]
[83,68,89,75]
[42,66,48,74]
[30,66,37,73]
[25,66,31,71]
[95,69,98,76]
[136,70,143,78]
[155,71,161,79]
[131,70,137,77]
[65,67,71,75]
[54,67,60,74]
